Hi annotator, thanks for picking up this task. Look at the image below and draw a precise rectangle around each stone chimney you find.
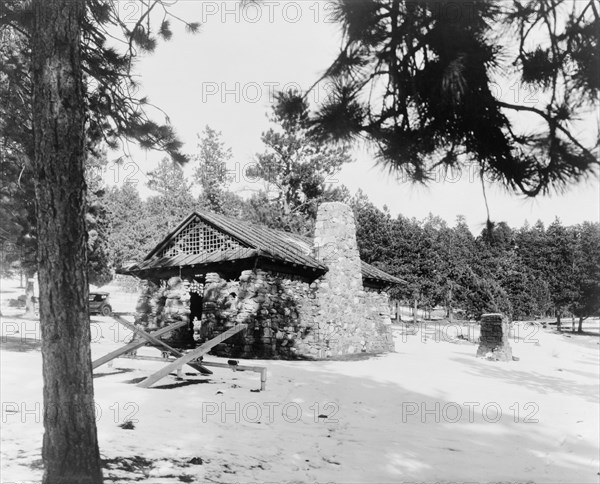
[313,202,363,297]
[309,202,394,356]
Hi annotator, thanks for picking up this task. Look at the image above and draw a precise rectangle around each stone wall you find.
[134,277,193,347]
[198,270,312,358]
[195,268,393,358]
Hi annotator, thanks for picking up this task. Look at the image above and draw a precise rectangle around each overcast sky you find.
[114,0,599,234]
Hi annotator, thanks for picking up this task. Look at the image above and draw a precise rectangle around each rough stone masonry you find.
[476,313,513,361]
[310,202,394,357]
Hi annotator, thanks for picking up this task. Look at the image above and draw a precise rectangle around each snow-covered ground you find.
[1,277,599,483]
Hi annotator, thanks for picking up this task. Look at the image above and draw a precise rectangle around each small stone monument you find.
[476,313,513,361]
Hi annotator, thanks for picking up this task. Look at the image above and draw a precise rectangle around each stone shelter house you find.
[122,202,402,359]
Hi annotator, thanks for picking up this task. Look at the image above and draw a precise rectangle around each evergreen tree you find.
[1,1,199,480]
[351,190,394,264]
[193,125,234,214]
[571,222,600,331]
[514,221,553,317]
[103,183,153,267]
[0,147,37,281]
[314,0,598,195]
[30,2,103,481]
[545,218,578,329]
[246,91,352,234]
[146,157,197,235]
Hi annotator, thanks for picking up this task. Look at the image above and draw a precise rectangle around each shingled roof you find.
[123,211,403,287]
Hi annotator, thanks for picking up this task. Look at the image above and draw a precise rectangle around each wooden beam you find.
[120,355,267,390]
[92,319,187,369]
[137,324,247,388]
[110,314,213,375]
[201,361,267,391]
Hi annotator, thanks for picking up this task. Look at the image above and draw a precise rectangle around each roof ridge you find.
[135,209,403,285]
[193,210,327,271]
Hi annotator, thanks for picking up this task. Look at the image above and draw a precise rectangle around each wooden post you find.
[260,368,267,391]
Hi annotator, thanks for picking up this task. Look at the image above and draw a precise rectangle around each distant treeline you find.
[351,194,599,329]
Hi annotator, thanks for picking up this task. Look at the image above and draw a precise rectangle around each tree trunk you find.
[31,2,103,483]
[578,317,584,333]
[24,276,36,318]
[413,299,418,324]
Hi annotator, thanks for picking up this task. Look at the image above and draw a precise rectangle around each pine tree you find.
[103,183,152,268]
[31,1,103,481]
[571,222,600,331]
[246,91,352,234]
[193,125,233,214]
[313,0,598,195]
[146,157,197,235]
[2,1,199,481]
[545,218,578,329]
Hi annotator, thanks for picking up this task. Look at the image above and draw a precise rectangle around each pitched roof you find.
[360,261,404,285]
[273,231,404,286]
[126,210,403,286]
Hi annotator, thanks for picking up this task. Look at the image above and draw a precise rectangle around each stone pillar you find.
[313,202,363,296]
[312,202,365,355]
[476,313,513,361]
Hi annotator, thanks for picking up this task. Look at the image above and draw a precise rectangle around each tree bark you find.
[24,276,36,318]
[413,299,418,324]
[578,317,584,333]
[31,1,103,483]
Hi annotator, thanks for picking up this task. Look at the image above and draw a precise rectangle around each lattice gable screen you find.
[156,218,248,258]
